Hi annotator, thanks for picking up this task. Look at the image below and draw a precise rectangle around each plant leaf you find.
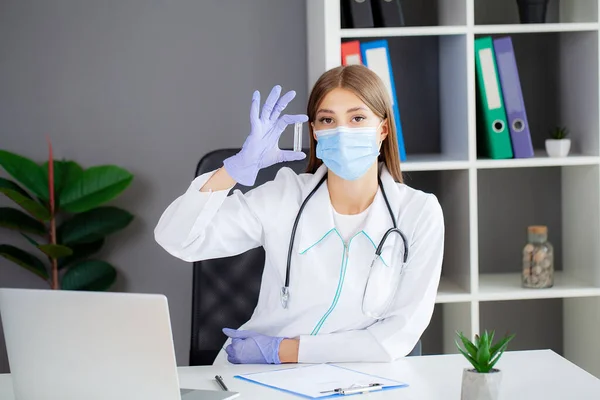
[0,244,48,280]
[0,177,50,220]
[476,332,490,369]
[59,166,133,213]
[21,233,40,247]
[0,177,29,198]
[58,206,133,245]
[459,333,479,358]
[456,341,480,371]
[490,343,508,363]
[490,334,515,356]
[61,260,116,291]
[57,239,104,269]
[0,150,49,200]
[488,343,510,371]
[38,244,73,258]
[19,234,73,259]
[0,207,46,235]
[42,160,83,207]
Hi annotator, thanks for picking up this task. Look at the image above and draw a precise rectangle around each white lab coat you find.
[154,162,444,364]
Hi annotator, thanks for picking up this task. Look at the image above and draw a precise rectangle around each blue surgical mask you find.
[315,123,381,181]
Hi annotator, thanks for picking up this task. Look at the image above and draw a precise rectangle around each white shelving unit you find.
[307,0,600,378]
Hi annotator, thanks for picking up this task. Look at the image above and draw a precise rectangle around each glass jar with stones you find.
[522,225,554,288]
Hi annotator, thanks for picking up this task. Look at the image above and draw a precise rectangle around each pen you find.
[340,385,383,395]
[320,383,384,394]
[215,375,229,391]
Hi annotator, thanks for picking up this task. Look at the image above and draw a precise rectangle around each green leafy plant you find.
[455,330,515,373]
[549,126,569,140]
[0,138,134,291]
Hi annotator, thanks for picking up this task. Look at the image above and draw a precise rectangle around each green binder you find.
[475,36,513,159]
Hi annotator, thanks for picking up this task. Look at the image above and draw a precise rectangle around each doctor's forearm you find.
[297,330,395,363]
[200,167,236,192]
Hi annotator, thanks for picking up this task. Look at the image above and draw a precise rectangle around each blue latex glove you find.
[222,328,284,364]
[223,85,308,186]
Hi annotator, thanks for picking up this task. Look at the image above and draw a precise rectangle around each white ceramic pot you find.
[461,368,503,400]
[545,138,571,157]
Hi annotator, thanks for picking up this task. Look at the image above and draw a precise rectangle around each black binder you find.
[343,0,374,29]
[341,0,350,29]
[371,0,405,27]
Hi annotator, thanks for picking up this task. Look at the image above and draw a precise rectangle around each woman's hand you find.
[222,328,298,364]
[222,85,308,186]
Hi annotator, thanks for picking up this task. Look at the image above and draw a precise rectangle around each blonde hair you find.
[305,64,403,182]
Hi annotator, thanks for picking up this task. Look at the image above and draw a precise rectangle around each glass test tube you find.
[294,122,303,152]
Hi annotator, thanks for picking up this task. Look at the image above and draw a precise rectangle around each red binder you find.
[341,41,362,66]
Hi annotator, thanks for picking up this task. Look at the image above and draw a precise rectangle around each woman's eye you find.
[352,116,366,123]
[319,117,333,124]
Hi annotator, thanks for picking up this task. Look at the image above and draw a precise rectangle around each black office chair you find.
[189,148,421,365]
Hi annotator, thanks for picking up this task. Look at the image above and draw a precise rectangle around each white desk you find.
[0,350,598,399]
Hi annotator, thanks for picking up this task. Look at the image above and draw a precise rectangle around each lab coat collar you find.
[297,162,401,258]
[297,164,333,253]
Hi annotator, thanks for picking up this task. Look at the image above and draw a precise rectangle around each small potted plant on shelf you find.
[516,0,549,23]
[456,330,515,400]
[545,126,571,157]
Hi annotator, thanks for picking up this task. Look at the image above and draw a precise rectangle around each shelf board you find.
[473,22,599,35]
[436,276,472,303]
[339,23,598,39]
[477,272,600,301]
[475,153,600,169]
[341,25,467,39]
[402,154,470,172]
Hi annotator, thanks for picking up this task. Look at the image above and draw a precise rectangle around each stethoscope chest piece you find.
[280,286,289,309]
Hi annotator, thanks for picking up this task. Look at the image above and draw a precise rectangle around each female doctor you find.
[154,65,445,365]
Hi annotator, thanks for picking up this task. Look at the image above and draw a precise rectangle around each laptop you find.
[0,288,238,400]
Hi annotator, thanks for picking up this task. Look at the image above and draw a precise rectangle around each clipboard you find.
[234,364,408,398]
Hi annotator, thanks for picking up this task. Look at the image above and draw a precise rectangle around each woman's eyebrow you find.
[316,106,367,114]
[316,108,334,114]
[346,106,368,113]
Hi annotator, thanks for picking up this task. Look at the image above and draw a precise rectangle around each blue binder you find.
[493,36,534,158]
[359,39,407,161]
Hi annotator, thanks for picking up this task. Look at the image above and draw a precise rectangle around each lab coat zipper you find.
[311,242,350,335]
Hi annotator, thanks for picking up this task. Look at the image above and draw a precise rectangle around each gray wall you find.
[0,0,307,373]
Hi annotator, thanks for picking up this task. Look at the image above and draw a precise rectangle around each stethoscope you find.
[280,173,409,310]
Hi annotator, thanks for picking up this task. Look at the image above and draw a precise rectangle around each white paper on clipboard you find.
[234,364,407,398]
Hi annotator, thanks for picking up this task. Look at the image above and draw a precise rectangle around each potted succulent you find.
[456,330,515,400]
[516,0,549,23]
[545,126,571,157]
[0,138,134,291]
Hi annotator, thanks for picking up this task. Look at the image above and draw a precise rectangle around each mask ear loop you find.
[377,118,385,150]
